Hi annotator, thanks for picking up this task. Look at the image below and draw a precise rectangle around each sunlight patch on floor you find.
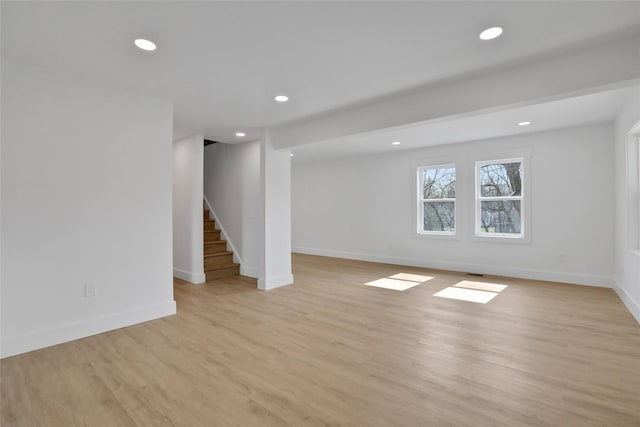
[434,280,508,304]
[365,278,421,291]
[433,287,498,303]
[389,273,433,282]
[454,280,508,293]
[365,273,433,291]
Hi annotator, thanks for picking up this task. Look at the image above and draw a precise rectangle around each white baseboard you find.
[1,300,177,359]
[173,268,206,284]
[258,273,294,291]
[614,280,640,324]
[240,265,259,279]
[292,246,613,288]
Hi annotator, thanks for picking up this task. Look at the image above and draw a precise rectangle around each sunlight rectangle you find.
[389,273,433,282]
[433,287,498,304]
[454,280,507,292]
[365,278,421,291]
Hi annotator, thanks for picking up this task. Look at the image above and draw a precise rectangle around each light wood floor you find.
[2,254,640,426]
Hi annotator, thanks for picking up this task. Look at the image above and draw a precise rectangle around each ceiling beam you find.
[271,33,640,149]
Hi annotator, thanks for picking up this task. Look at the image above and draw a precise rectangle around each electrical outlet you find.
[84,283,96,298]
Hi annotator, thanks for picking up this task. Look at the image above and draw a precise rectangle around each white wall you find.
[203,140,260,277]
[614,87,640,322]
[172,134,204,283]
[1,58,176,358]
[293,123,614,287]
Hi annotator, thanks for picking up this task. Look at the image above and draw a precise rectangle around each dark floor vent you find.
[466,272,484,277]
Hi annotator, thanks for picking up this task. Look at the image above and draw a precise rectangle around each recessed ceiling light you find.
[235,132,246,137]
[392,141,401,145]
[134,38,156,51]
[290,153,294,157]
[518,121,531,126]
[275,95,289,102]
[479,27,503,41]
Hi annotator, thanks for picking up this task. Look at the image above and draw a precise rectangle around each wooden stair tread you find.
[204,263,239,271]
[205,265,240,281]
[204,240,226,244]
[203,251,233,258]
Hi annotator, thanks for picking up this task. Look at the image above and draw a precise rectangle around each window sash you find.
[422,197,456,203]
[478,196,522,201]
[421,200,456,234]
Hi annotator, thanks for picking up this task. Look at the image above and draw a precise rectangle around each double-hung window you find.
[418,165,456,235]
[476,159,524,239]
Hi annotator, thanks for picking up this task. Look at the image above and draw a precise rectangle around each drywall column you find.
[258,130,293,290]
[172,134,205,284]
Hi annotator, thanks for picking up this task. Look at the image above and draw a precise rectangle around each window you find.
[418,165,456,235]
[476,159,524,238]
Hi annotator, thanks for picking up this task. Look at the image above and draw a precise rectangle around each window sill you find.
[416,232,459,241]
[471,233,531,245]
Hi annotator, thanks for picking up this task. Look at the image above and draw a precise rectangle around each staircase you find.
[203,208,240,281]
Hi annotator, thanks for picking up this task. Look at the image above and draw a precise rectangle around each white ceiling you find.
[290,86,636,164]
[2,1,639,144]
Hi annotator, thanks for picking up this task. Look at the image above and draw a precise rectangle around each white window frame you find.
[474,157,527,241]
[417,164,457,237]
